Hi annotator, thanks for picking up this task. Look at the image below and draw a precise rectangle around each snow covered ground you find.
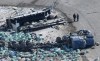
[0,0,100,61]
[0,0,33,6]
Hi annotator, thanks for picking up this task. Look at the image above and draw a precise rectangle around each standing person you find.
[73,13,76,22]
[77,14,79,22]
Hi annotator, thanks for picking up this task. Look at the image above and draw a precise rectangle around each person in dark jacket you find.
[0,41,5,50]
[18,41,26,51]
[26,41,33,52]
[73,13,76,22]
[77,14,79,21]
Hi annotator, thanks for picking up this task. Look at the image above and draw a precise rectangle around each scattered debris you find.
[95,42,100,46]
[94,57,100,61]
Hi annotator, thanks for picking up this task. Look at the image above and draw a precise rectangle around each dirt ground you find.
[0,0,100,61]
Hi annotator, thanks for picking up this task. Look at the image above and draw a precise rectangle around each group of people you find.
[0,39,67,52]
[73,13,79,22]
[8,41,33,52]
